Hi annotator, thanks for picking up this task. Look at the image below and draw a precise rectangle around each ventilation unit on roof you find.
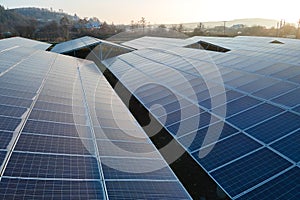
[270,40,284,44]
[185,41,230,53]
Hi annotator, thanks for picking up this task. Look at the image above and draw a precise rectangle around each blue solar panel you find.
[226,74,260,88]
[271,130,300,162]
[192,133,261,171]
[272,88,300,107]
[256,63,291,75]
[22,120,92,138]
[0,104,27,118]
[199,90,244,109]
[237,167,300,200]
[15,133,94,155]
[293,105,300,113]
[272,65,300,79]
[4,35,300,198]
[34,101,83,114]
[227,103,284,129]
[94,127,149,143]
[211,148,292,197]
[101,157,176,180]
[0,95,32,108]
[178,121,239,151]
[246,112,300,143]
[212,96,261,117]
[97,140,160,158]
[105,181,190,199]
[253,82,297,100]
[104,37,300,198]
[0,116,22,132]
[28,109,87,125]
[0,178,105,199]
[4,152,100,179]
[0,43,191,199]
[0,87,36,99]
[288,74,300,84]
[0,131,13,149]
[0,150,6,166]
[166,112,220,137]
[237,77,278,93]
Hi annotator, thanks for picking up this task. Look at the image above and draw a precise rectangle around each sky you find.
[1,0,300,24]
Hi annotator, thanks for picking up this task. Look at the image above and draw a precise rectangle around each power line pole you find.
[276,21,279,37]
[223,21,226,36]
[297,19,300,39]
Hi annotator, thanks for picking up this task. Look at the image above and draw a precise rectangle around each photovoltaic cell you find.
[101,157,176,180]
[211,148,292,197]
[0,116,22,132]
[212,96,261,117]
[0,104,27,118]
[227,103,284,129]
[15,133,94,155]
[106,181,190,199]
[272,88,300,107]
[237,167,300,200]
[246,112,300,143]
[178,121,239,151]
[288,73,300,84]
[253,82,297,100]
[0,178,105,199]
[97,140,160,158]
[293,105,300,113]
[271,130,300,162]
[0,95,32,108]
[4,152,100,179]
[0,150,6,166]
[22,120,92,138]
[0,131,13,150]
[192,134,261,171]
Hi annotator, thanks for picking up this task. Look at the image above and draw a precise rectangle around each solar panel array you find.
[51,36,132,55]
[0,39,191,199]
[0,37,51,51]
[51,36,102,53]
[122,36,191,50]
[104,37,300,199]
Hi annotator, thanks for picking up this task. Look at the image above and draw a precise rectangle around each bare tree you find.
[60,16,70,40]
[158,24,166,29]
[177,24,184,32]
[139,17,147,32]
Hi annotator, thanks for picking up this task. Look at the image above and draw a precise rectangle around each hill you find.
[10,7,77,23]
[0,5,35,37]
[170,18,280,30]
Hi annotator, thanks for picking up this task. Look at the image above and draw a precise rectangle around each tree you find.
[171,25,177,31]
[193,22,205,35]
[14,19,37,38]
[130,20,135,31]
[60,16,70,40]
[158,24,166,29]
[139,17,147,32]
[177,24,184,32]
[280,23,296,37]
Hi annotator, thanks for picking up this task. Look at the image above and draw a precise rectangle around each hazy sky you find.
[2,0,300,24]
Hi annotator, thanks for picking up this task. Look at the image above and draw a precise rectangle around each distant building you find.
[231,24,245,29]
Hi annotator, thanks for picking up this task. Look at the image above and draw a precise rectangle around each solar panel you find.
[104,37,300,199]
[51,36,102,53]
[0,37,51,51]
[0,43,191,199]
[51,36,132,55]
[122,36,190,49]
